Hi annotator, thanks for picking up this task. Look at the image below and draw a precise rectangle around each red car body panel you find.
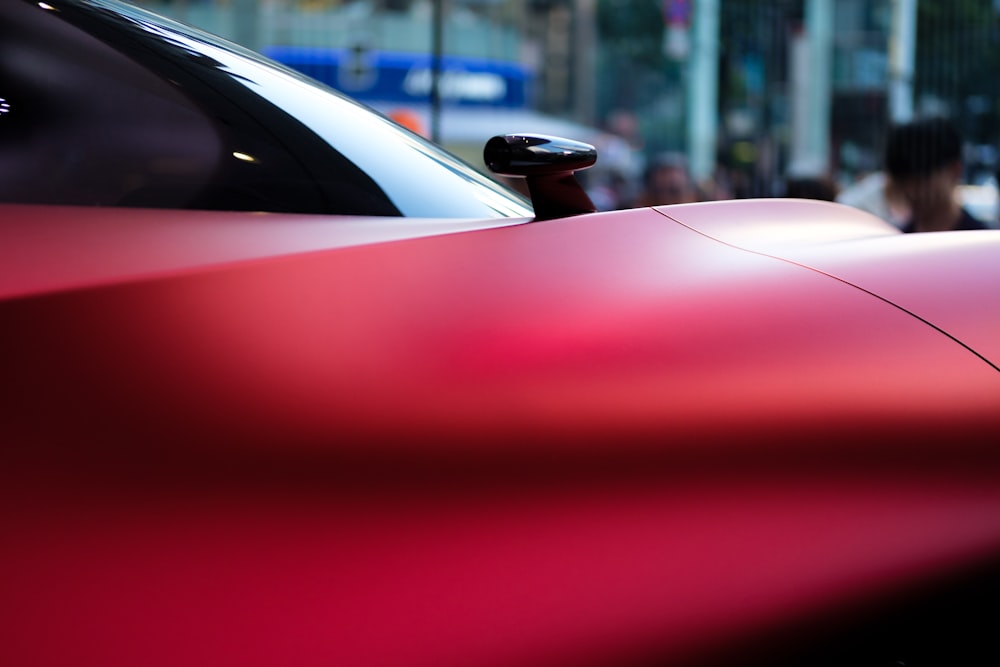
[664,198,1000,368]
[0,205,526,300]
[3,200,1000,666]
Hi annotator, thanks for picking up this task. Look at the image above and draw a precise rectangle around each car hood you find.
[659,199,1000,370]
[4,201,997,458]
[3,201,1000,667]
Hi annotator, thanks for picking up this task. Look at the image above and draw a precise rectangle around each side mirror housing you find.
[484,134,597,221]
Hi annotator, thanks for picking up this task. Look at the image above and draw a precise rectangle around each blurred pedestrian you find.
[783,158,837,201]
[784,177,837,201]
[585,168,631,211]
[836,171,910,228]
[637,152,700,206]
[597,109,647,208]
[884,117,989,233]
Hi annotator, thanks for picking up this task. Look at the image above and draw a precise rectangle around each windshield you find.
[0,0,532,218]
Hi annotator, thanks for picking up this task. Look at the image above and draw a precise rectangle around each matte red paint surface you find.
[5,478,1000,667]
[0,204,526,300]
[2,201,1000,666]
[663,199,1000,366]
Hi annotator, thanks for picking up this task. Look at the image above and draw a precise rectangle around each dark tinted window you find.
[0,0,531,218]
[0,0,224,208]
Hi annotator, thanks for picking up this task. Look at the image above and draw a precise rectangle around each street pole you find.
[574,0,597,126]
[687,0,719,186]
[889,0,917,123]
[232,0,259,51]
[790,0,833,175]
[431,0,444,143]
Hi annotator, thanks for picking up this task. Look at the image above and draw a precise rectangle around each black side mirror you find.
[484,134,597,221]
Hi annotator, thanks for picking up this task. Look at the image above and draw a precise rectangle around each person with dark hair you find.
[784,177,837,201]
[783,157,838,201]
[884,117,989,233]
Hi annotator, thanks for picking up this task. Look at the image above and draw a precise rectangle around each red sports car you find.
[2,1,1000,666]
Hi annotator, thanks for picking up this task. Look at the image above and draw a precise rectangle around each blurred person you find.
[836,171,909,228]
[599,109,647,208]
[785,176,837,201]
[884,117,989,233]
[586,169,631,211]
[606,109,646,159]
[637,152,700,206]
[784,157,837,201]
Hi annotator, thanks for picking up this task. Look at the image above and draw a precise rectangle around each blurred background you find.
[136,0,1000,219]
